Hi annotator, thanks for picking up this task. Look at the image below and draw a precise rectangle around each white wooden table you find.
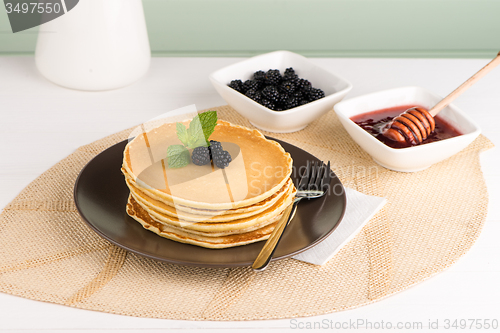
[0,57,499,333]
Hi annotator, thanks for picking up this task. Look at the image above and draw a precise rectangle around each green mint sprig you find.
[166,144,190,169]
[198,111,218,145]
[166,111,218,168]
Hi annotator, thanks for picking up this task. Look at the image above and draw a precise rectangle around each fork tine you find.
[298,160,311,190]
[314,162,325,190]
[320,161,331,192]
[307,161,318,190]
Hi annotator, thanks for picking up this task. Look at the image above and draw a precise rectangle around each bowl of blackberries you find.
[210,50,352,133]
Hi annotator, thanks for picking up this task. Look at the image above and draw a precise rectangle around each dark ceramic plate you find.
[74,138,346,267]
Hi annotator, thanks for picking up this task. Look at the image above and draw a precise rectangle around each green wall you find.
[1,0,499,57]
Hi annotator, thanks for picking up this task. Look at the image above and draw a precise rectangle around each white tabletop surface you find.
[0,56,499,333]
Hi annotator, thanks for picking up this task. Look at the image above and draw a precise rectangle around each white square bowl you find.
[209,50,352,133]
[334,86,481,172]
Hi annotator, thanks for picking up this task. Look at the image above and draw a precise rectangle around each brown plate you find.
[74,138,346,267]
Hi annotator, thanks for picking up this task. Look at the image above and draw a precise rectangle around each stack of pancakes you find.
[122,120,295,249]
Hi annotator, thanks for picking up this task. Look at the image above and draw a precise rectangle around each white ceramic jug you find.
[35,0,150,91]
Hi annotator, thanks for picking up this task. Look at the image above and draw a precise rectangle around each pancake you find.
[127,196,278,249]
[123,172,292,216]
[126,177,293,222]
[123,118,295,248]
[122,120,293,210]
[131,183,295,232]
[146,205,285,238]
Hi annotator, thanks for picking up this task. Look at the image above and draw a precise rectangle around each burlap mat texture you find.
[0,106,494,320]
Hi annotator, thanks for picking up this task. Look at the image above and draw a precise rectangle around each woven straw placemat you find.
[0,106,494,320]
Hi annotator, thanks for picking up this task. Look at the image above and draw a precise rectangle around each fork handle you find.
[252,200,299,271]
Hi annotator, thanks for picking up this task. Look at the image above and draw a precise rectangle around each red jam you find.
[351,105,463,149]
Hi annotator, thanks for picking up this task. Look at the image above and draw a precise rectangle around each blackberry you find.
[301,85,311,94]
[245,88,262,103]
[285,96,300,109]
[278,91,290,105]
[283,67,299,83]
[253,70,266,84]
[209,140,223,152]
[293,90,304,100]
[260,98,275,110]
[306,87,325,101]
[242,79,259,92]
[264,69,282,86]
[213,150,232,169]
[284,67,296,76]
[228,79,244,93]
[296,78,312,91]
[191,146,211,166]
[279,80,296,94]
[261,85,280,103]
[231,68,324,111]
[209,140,232,169]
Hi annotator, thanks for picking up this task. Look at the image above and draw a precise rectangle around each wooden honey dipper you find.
[382,51,500,145]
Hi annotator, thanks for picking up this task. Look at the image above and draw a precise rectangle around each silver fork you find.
[252,160,332,271]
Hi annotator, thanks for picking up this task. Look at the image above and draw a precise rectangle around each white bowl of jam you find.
[334,86,481,172]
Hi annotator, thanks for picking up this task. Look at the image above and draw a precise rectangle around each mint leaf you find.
[199,111,218,143]
[189,136,208,149]
[166,144,190,169]
[176,123,189,146]
[186,115,207,149]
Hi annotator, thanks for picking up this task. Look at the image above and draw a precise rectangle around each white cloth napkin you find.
[293,187,387,265]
